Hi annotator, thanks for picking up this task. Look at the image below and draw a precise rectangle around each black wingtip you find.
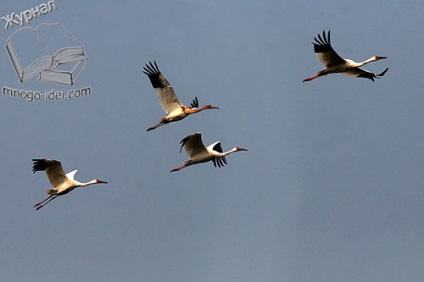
[32,159,39,173]
[143,60,160,75]
[212,156,227,168]
[358,67,388,81]
[143,60,166,88]
[179,135,191,153]
[32,159,48,173]
[377,68,389,77]
[190,97,199,108]
[312,30,333,53]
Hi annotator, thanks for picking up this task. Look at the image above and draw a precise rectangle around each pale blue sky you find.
[1,1,424,281]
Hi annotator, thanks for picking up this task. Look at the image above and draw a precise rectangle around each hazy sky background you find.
[1,1,424,281]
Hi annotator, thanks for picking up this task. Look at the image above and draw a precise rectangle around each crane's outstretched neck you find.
[216,147,248,157]
[189,105,219,114]
[350,56,387,68]
[77,179,108,187]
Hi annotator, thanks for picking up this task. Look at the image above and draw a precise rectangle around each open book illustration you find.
[5,23,87,85]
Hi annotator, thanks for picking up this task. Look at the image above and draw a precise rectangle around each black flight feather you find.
[313,30,334,54]
[190,97,199,108]
[143,61,165,88]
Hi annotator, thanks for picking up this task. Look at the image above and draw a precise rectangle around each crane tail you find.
[46,189,56,195]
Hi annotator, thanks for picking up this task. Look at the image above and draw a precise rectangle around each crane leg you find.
[170,165,187,172]
[33,195,58,210]
[302,74,319,82]
[33,195,53,208]
[146,121,166,131]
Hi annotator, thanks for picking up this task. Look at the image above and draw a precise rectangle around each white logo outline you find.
[5,22,87,85]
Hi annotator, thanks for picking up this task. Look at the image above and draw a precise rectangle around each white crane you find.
[32,159,108,210]
[303,30,388,82]
[143,61,219,131]
[170,132,247,172]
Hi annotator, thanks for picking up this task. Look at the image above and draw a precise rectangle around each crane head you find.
[203,105,219,110]
[96,179,108,184]
[236,147,248,152]
[374,56,387,60]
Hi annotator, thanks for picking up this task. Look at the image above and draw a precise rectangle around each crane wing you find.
[189,97,199,109]
[32,159,67,188]
[208,141,228,168]
[343,67,389,81]
[65,169,78,181]
[207,141,223,152]
[313,30,345,67]
[179,132,208,159]
[143,61,182,115]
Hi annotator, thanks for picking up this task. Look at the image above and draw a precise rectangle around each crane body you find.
[170,133,247,172]
[32,159,107,210]
[303,30,388,82]
[143,61,219,131]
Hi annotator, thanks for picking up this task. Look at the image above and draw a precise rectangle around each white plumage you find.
[170,133,247,172]
[303,30,388,82]
[143,61,219,131]
[32,159,107,210]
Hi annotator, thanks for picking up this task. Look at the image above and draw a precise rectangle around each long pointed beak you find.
[97,180,108,184]
[238,147,248,151]
[376,56,387,60]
